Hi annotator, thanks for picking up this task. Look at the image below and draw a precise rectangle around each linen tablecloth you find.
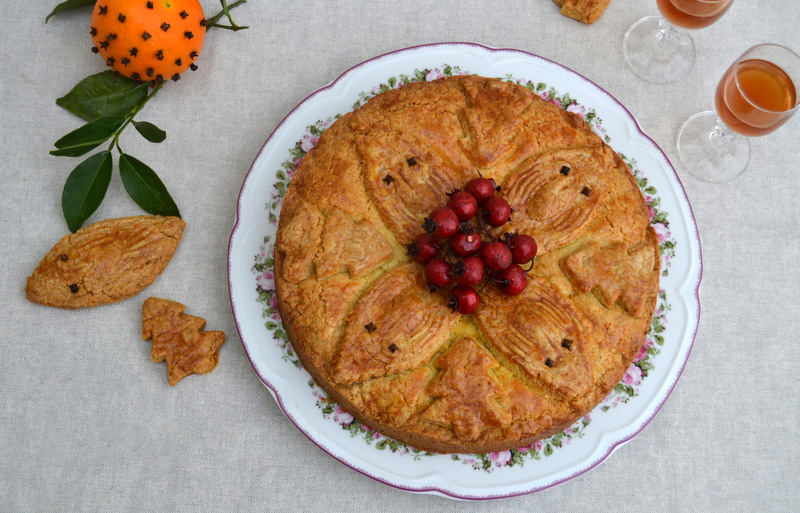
[2,1,798,510]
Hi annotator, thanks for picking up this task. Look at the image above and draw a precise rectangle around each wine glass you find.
[624,0,734,84]
[677,44,800,182]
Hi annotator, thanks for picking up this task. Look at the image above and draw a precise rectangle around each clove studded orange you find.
[90,0,206,83]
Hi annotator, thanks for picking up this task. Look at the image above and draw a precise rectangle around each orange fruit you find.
[90,0,206,82]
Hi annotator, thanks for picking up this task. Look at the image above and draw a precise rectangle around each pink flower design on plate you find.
[426,69,444,81]
[268,294,280,319]
[635,338,655,362]
[300,134,319,153]
[653,222,670,243]
[334,405,354,425]
[623,363,643,385]
[256,270,274,291]
[489,450,512,467]
[566,103,585,118]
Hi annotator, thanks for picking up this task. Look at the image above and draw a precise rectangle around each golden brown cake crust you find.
[275,75,659,454]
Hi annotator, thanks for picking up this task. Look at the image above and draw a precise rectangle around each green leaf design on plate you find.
[132,120,167,143]
[56,71,149,122]
[61,151,113,233]
[45,0,95,23]
[51,116,125,157]
[119,154,180,217]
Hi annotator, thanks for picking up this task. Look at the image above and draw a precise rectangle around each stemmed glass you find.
[624,0,734,84]
[677,44,800,182]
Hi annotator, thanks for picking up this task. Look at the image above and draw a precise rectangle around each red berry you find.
[424,258,452,288]
[480,241,512,271]
[483,197,511,226]
[449,285,480,314]
[425,207,459,239]
[463,177,495,206]
[406,233,440,264]
[448,230,482,257]
[453,256,485,287]
[446,191,478,221]
[494,264,527,295]
[508,234,537,264]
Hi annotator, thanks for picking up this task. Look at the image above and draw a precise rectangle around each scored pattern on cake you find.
[271,74,663,455]
[502,146,615,254]
[331,264,460,384]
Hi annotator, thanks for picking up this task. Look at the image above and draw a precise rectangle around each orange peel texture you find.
[90,0,206,82]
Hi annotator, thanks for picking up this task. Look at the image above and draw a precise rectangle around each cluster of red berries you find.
[405,177,537,315]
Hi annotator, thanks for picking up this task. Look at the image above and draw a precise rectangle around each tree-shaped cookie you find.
[142,297,225,386]
[561,234,659,316]
[422,337,512,440]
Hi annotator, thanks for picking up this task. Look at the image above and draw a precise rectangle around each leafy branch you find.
[48,0,248,232]
[206,0,249,31]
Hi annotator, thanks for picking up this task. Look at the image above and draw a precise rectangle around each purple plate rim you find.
[227,41,703,500]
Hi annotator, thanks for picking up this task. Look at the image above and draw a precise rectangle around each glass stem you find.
[656,17,685,42]
[708,118,738,148]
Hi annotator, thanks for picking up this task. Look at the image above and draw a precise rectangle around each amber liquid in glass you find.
[656,0,733,29]
[715,59,798,136]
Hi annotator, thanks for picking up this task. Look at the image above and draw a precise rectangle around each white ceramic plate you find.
[228,43,702,500]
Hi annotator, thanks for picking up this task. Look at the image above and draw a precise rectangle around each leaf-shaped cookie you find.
[26,216,184,309]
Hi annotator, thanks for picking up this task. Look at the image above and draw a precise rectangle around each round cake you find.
[274,75,660,454]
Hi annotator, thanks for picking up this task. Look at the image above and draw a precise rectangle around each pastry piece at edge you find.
[26,216,184,309]
[552,0,612,24]
[344,337,583,454]
[142,297,225,386]
[421,337,514,441]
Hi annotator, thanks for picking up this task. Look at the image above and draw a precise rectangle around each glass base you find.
[623,16,696,84]
[677,111,751,182]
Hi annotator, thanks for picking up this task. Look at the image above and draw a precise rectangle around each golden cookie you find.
[142,297,225,386]
[26,216,184,309]
[552,0,612,24]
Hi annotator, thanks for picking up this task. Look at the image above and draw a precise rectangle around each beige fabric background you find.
[2,1,798,510]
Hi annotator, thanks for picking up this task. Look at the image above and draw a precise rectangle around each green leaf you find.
[61,151,113,233]
[45,0,95,23]
[56,71,149,122]
[51,116,125,157]
[132,120,167,143]
[119,153,180,217]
